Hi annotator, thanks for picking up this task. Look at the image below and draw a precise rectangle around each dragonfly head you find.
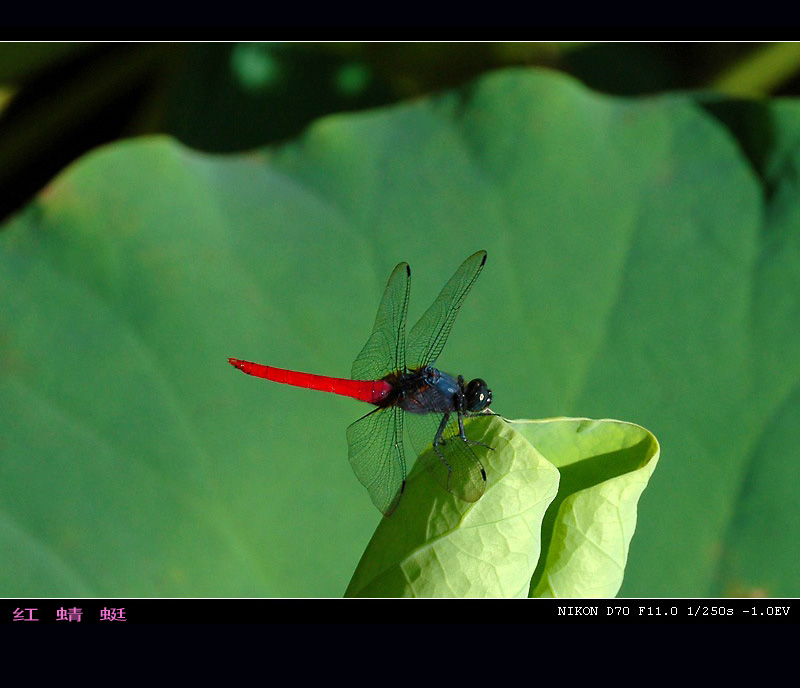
[465,378,492,412]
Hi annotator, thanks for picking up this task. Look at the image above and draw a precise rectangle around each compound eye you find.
[466,378,492,411]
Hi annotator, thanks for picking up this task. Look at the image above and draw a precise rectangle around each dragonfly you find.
[228,250,493,516]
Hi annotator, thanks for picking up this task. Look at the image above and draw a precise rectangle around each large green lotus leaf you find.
[697,98,800,597]
[509,419,660,598]
[2,68,799,596]
[345,415,559,598]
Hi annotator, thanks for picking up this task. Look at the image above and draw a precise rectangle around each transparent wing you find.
[406,250,487,369]
[351,262,410,380]
[404,411,487,503]
[346,406,406,516]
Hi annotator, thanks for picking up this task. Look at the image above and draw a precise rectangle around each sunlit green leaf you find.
[510,419,660,598]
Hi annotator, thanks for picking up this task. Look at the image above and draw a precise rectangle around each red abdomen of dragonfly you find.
[228,358,392,404]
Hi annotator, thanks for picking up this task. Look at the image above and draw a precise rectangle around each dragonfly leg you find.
[458,412,495,451]
[432,412,455,492]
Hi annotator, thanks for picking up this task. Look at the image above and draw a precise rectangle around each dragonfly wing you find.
[352,262,410,380]
[346,406,407,516]
[404,410,487,503]
[406,250,487,369]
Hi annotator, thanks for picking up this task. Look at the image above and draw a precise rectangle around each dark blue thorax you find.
[395,366,462,414]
